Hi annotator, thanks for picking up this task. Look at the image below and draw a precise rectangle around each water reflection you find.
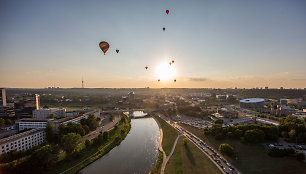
[80,117,160,174]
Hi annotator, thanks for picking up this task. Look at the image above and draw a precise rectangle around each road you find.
[83,115,122,141]
[157,114,240,174]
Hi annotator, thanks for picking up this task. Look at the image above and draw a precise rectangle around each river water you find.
[80,114,160,174]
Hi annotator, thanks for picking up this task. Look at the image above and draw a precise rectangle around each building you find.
[16,118,48,131]
[0,128,45,155]
[16,114,87,132]
[280,99,288,105]
[13,94,40,116]
[276,105,296,116]
[216,95,227,101]
[33,108,66,119]
[50,114,87,133]
[240,98,265,109]
[0,88,7,107]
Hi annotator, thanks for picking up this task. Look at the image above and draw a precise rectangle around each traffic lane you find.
[83,115,122,140]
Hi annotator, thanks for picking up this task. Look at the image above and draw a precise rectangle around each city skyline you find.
[0,0,306,88]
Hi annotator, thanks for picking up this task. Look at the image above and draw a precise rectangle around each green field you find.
[165,136,222,174]
[154,116,179,155]
[179,123,306,174]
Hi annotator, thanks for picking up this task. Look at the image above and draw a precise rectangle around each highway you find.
[157,114,240,174]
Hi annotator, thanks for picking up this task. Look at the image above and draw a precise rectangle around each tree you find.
[48,113,56,119]
[83,125,90,134]
[103,131,109,141]
[183,138,188,145]
[288,129,296,142]
[219,143,234,157]
[296,152,305,161]
[244,129,265,143]
[215,119,224,125]
[234,129,243,138]
[60,133,82,155]
[0,118,5,127]
[110,114,114,122]
[27,145,58,173]
[5,119,13,125]
[85,139,92,147]
[46,123,54,143]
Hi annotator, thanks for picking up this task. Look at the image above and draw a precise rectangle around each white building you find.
[33,108,66,119]
[16,118,48,131]
[0,129,45,155]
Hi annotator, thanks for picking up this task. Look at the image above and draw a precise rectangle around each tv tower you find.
[82,77,84,88]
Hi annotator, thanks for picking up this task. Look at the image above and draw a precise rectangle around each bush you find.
[183,138,188,145]
[244,129,265,143]
[219,143,234,157]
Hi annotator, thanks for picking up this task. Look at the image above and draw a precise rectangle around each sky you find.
[0,0,305,88]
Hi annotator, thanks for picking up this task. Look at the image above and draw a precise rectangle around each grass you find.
[165,137,222,174]
[179,123,306,174]
[151,151,163,174]
[49,117,131,174]
[154,115,179,155]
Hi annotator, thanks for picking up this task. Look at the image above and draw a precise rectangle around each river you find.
[80,113,160,174]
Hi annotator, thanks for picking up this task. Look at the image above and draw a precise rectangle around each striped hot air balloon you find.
[99,41,110,55]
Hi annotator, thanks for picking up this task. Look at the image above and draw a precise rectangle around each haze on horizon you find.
[0,0,305,89]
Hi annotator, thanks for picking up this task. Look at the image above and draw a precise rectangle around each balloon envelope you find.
[145,66,148,69]
[163,27,165,31]
[99,41,109,55]
[166,10,169,14]
[116,49,119,53]
[172,60,174,63]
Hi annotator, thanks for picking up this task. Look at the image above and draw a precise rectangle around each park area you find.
[179,123,306,174]
[165,136,221,174]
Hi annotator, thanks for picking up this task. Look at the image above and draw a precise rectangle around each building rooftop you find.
[240,98,265,103]
[18,118,49,122]
[0,128,45,145]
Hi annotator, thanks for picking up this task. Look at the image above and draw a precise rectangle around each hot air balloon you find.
[99,41,109,55]
[172,60,174,63]
[169,62,172,65]
[166,10,169,15]
[163,27,165,31]
[174,79,176,82]
[145,66,148,70]
[158,79,160,82]
[116,49,119,53]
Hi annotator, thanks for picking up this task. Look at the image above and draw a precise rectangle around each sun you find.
[155,62,175,81]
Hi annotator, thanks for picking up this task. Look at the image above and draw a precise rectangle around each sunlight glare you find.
[155,62,175,81]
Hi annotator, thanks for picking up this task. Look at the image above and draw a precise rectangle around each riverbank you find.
[154,115,179,155]
[50,116,131,174]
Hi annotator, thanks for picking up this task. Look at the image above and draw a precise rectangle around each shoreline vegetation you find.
[0,115,131,174]
[53,115,131,174]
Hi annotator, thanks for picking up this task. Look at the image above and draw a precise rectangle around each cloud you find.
[188,77,208,82]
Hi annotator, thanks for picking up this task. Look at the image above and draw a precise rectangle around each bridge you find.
[101,108,144,114]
